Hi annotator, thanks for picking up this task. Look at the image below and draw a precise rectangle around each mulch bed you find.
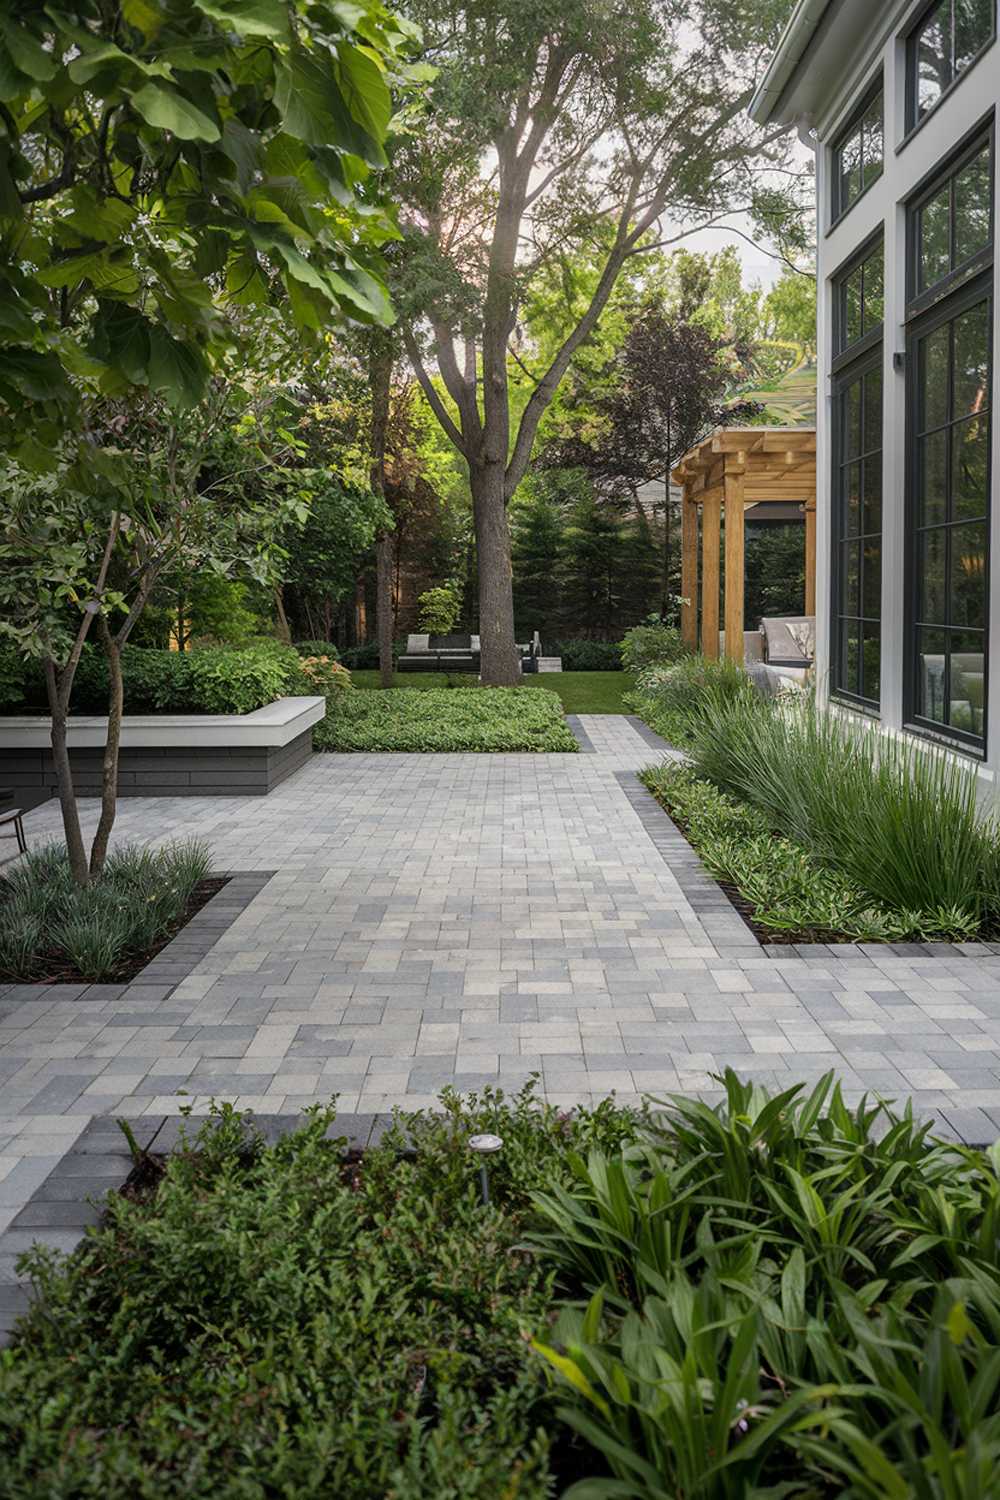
[4,875,229,986]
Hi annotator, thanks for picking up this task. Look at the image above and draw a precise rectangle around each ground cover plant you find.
[687,690,1000,940]
[641,765,923,943]
[531,1070,1000,1498]
[0,1089,637,1499]
[351,670,635,714]
[0,841,215,983]
[315,687,579,752]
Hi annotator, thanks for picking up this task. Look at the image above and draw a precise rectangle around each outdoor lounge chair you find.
[758,615,815,691]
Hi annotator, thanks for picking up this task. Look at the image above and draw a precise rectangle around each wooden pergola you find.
[672,427,817,665]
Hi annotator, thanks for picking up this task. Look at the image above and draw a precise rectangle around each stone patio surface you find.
[4,712,1000,1239]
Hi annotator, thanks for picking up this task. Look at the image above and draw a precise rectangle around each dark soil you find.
[7,875,229,985]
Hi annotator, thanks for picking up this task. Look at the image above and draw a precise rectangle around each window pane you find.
[864,251,884,330]
[919,428,949,525]
[920,184,952,290]
[919,324,951,430]
[861,95,883,189]
[844,540,861,613]
[918,527,948,622]
[952,300,990,417]
[915,4,951,118]
[862,457,882,534]
[844,380,862,457]
[863,367,882,451]
[954,147,992,268]
[844,264,863,346]
[844,461,862,535]
[862,622,881,701]
[862,540,881,616]
[837,128,862,214]
[841,621,861,694]
[951,523,988,628]
[949,631,986,733]
[955,0,994,73]
[952,413,989,520]
[917,626,948,721]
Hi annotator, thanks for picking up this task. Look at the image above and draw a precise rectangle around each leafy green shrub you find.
[0,840,213,982]
[689,691,1000,935]
[619,620,687,672]
[625,653,749,747]
[552,639,623,671]
[340,639,405,669]
[186,643,300,714]
[316,687,579,752]
[2,644,303,717]
[417,582,462,634]
[641,763,921,941]
[293,639,340,660]
[292,654,352,697]
[0,1087,637,1498]
[0,646,25,710]
[531,1071,1000,1498]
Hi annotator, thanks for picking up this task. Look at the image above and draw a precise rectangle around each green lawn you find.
[349,669,636,713]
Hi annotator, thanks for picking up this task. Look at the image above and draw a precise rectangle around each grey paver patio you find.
[4,713,1000,1227]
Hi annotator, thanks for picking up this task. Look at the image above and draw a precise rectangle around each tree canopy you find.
[0,0,420,460]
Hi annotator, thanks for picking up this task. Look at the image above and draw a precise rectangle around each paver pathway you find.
[4,712,1000,1239]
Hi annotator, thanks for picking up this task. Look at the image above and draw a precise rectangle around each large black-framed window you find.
[906,0,996,132]
[910,132,993,309]
[833,351,883,708]
[906,132,994,750]
[831,81,883,223]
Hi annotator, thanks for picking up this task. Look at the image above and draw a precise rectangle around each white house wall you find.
[805,0,1000,787]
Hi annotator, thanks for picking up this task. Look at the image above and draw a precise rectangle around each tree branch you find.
[401,326,468,456]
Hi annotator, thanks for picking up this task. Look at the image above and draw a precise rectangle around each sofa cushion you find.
[762,615,815,666]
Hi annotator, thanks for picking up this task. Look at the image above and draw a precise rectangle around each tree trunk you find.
[273,586,291,643]
[376,530,395,688]
[470,462,520,685]
[44,658,88,887]
[89,615,122,879]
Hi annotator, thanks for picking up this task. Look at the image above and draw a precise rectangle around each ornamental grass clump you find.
[689,689,1000,935]
[0,839,213,982]
[530,1071,1000,1498]
[625,654,748,748]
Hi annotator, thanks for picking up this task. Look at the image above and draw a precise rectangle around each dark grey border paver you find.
[565,715,597,752]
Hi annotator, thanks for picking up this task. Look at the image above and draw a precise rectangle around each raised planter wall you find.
[0,697,324,811]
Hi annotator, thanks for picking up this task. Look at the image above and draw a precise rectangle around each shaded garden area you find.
[3,1080,1000,1496]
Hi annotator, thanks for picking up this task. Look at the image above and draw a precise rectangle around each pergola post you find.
[680,487,698,651]
[701,493,720,660]
[804,499,817,615]
[723,462,745,664]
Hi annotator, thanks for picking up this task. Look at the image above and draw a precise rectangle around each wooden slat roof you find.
[671,426,817,505]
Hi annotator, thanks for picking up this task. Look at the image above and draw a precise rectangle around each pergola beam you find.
[670,426,817,668]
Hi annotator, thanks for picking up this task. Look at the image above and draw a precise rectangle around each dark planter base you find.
[0,730,313,812]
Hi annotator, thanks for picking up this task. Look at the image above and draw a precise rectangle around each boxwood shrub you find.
[551,639,623,671]
[315,686,578,752]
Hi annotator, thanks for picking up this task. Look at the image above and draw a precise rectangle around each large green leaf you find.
[335,41,391,140]
[146,326,209,408]
[0,22,57,83]
[193,0,290,39]
[131,82,221,142]
[274,49,384,165]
